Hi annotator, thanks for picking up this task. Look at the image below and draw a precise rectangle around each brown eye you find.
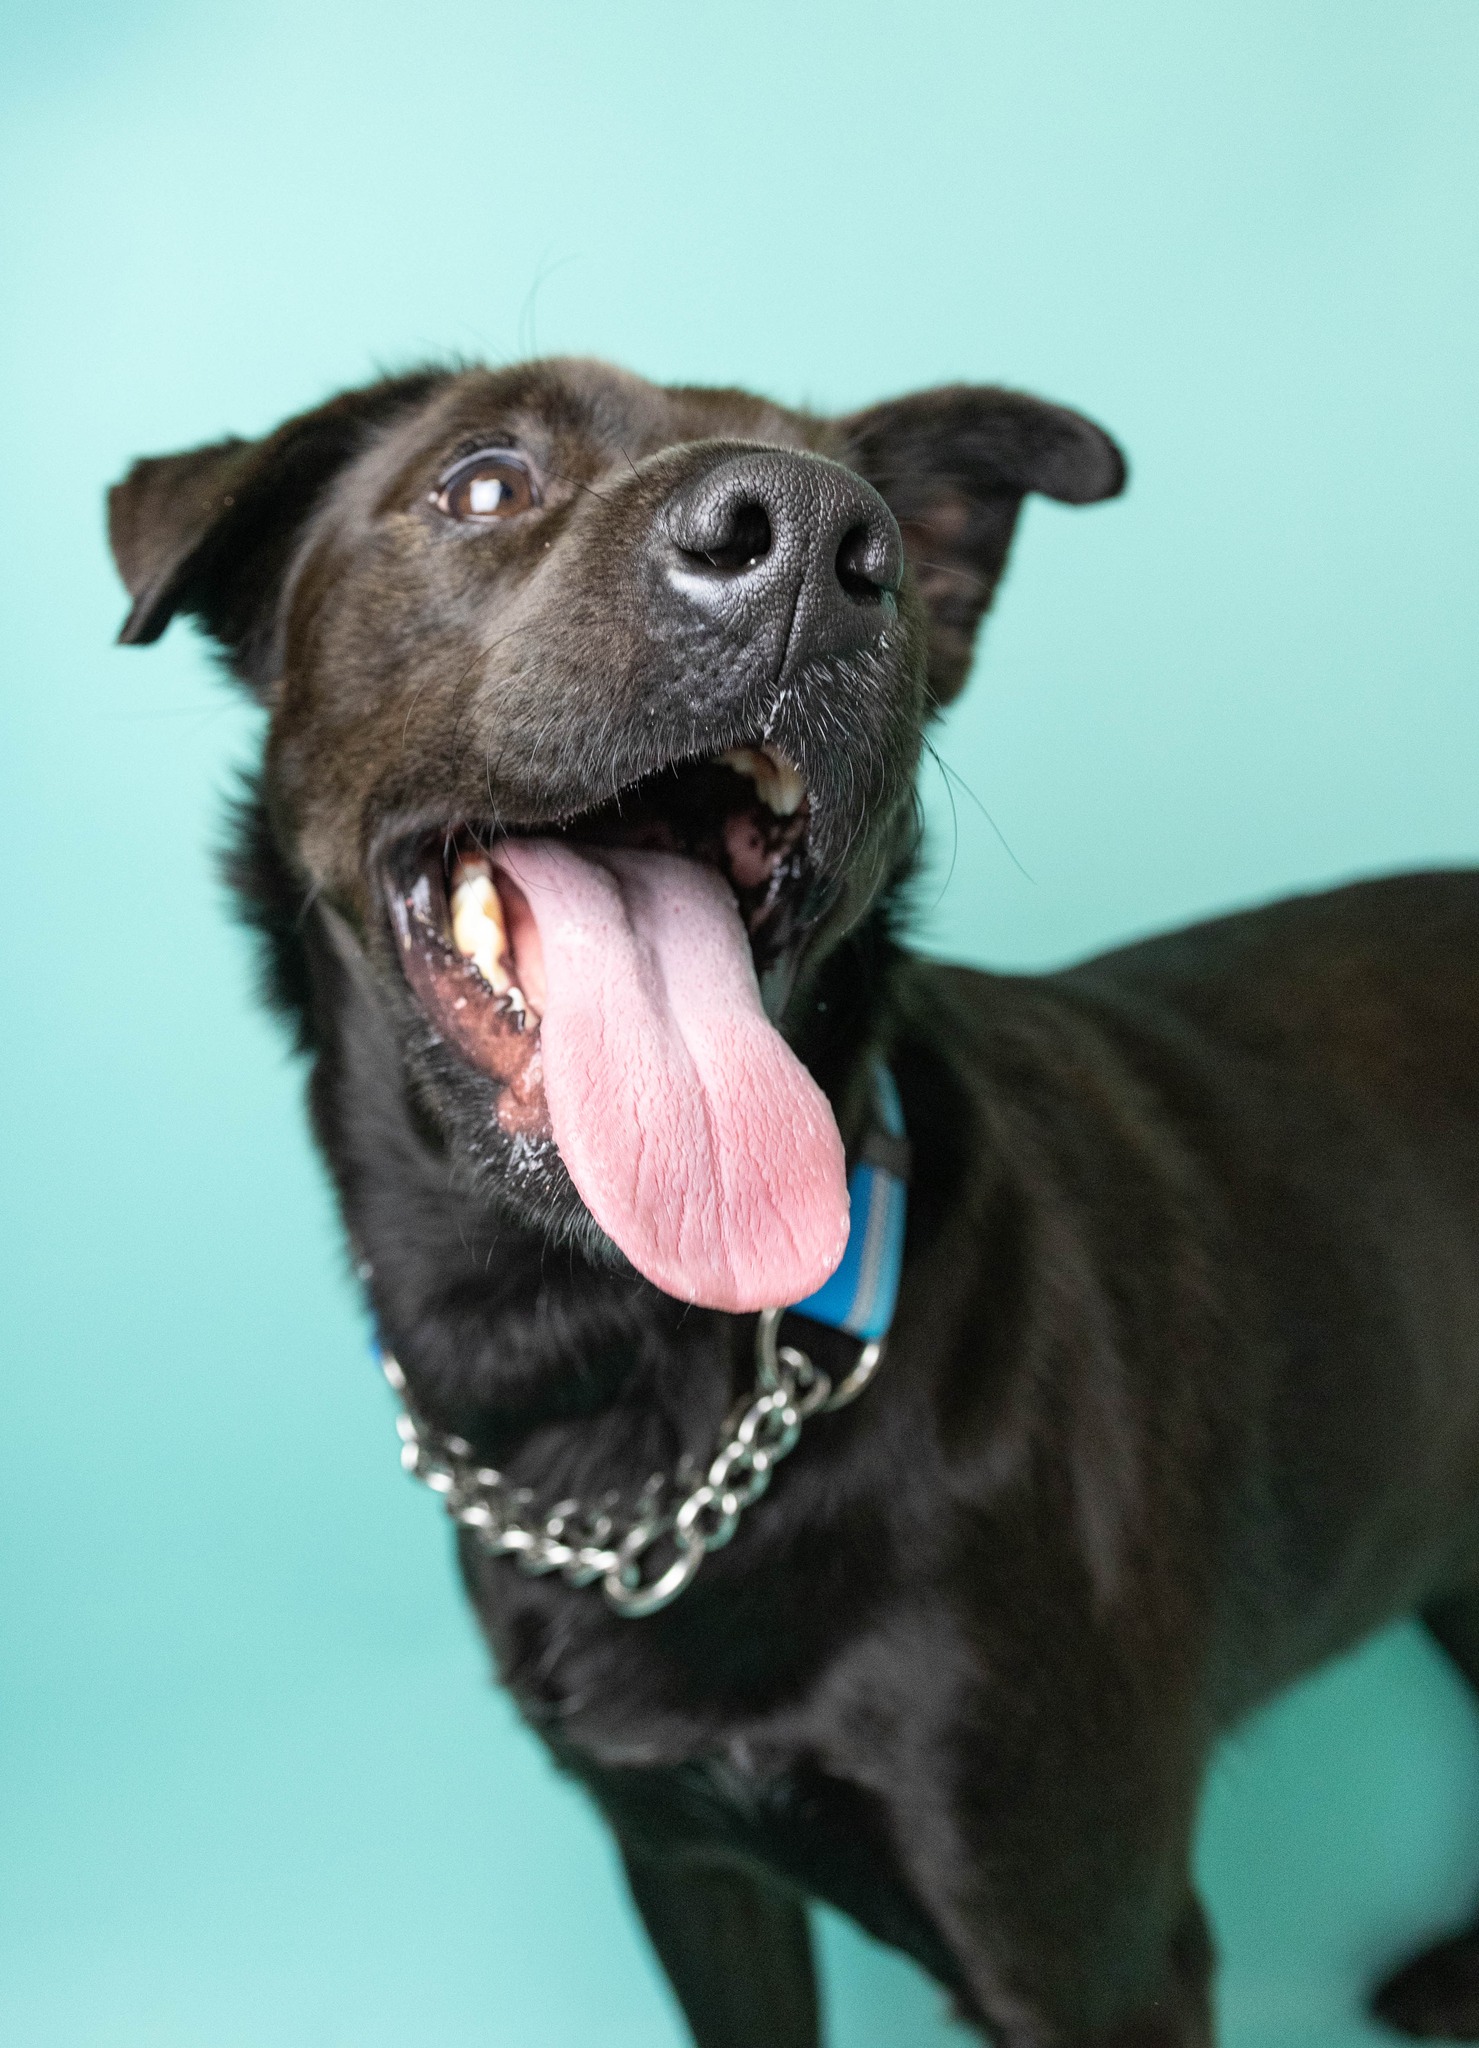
[433,449,539,522]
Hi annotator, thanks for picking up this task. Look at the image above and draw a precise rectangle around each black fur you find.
[111,358,1479,2045]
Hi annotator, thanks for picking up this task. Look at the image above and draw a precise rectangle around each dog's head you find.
[109,359,1122,1313]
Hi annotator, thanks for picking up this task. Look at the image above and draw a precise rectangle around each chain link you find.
[383,1306,887,1618]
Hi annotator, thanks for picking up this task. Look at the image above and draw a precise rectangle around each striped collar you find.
[789,1061,909,1343]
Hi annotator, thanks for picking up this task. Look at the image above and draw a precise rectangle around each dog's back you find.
[1078,868,1479,1121]
[917,869,1479,1715]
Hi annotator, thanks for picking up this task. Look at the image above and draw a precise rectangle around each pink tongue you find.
[490,839,849,1311]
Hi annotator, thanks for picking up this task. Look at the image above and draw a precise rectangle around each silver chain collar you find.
[383,1307,886,1618]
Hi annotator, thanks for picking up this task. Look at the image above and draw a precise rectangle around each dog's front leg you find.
[961,1891,1213,2048]
[619,1845,819,2048]
[888,1800,1214,2048]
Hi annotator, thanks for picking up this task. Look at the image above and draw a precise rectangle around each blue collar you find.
[787,1062,909,1344]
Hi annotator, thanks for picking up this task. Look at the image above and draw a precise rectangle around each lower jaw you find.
[385,804,817,1146]
[387,882,818,1169]
[388,864,553,1141]
[379,838,870,1311]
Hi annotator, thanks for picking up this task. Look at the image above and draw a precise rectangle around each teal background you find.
[4,4,1479,2042]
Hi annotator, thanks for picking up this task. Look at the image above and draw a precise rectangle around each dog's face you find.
[108,358,1122,1309]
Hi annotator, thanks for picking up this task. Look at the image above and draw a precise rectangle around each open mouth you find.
[387,745,815,1087]
[383,747,850,1312]
[389,745,807,1048]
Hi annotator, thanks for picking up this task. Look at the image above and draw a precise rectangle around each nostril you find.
[681,498,773,575]
[835,522,892,604]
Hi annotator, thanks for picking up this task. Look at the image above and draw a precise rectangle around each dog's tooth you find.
[719,746,806,817]
[449,858,512,993]
[720,747,766,786]
[450,849,495,891]
[762,754,806,816]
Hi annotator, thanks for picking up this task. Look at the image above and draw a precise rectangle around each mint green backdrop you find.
[4,6,1479,2044]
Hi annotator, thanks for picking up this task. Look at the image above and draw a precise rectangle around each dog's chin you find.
[407,1028,624,1265]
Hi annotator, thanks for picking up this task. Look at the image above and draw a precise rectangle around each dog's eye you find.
[433,450,539,522]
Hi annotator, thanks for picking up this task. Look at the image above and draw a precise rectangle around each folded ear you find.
[838,385,1126,707]
[107,371,445,692]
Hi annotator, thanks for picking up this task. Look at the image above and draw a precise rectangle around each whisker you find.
[909,556,982,588]
[545,467,614,506]
[922,735,1034,884]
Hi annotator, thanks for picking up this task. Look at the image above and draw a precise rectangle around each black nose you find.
[659,448,903,670]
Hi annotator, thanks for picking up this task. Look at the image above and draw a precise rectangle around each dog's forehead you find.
[394,356,828,471]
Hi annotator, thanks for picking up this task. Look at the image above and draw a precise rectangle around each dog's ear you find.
[839,385,1125,707]
[107,372,444,692]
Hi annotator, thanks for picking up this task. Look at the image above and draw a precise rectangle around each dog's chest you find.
[469,1557,812,1771]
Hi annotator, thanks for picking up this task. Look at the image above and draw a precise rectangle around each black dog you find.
[109,359,1479,2046]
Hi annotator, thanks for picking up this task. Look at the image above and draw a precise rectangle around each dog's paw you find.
[1372,1931,1479,2039]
